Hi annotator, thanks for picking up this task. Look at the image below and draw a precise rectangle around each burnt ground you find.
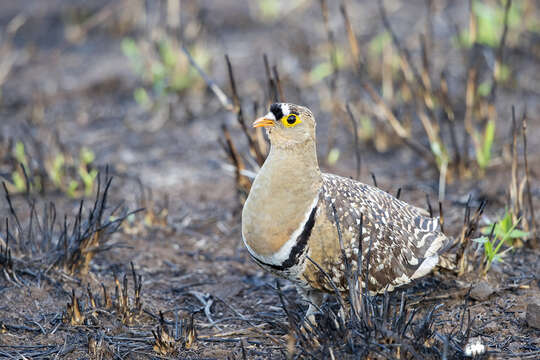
[0,0,539,359]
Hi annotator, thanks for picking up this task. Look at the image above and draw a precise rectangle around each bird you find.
[241,102,449,319]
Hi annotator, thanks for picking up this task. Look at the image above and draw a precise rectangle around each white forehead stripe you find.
[265,111,276,121]
[281,103,290,116]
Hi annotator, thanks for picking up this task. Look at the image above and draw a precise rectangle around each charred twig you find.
[263,54,279,103]
[426,194,433,218]
[438,202,445,234]
[370,172,378,188]
[456,199,487,275]
[340,3,437,168]
[218,124,251,203]
[182,45,233,111]
[510,106,520,216]
[339,3,362,70]
[272,65,284,102]
[439,71,462,170]
[1,171,138,282]
[378,2,423,91]
[488,0,512,102]
[346,103,362,179]
[521,113,537,247]
[225,55,265,166]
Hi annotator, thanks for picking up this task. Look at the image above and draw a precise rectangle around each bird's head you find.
[253,103,316,147]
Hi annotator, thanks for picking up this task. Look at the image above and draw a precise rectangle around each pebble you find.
[526,302,540,329]
[470,281,495,301]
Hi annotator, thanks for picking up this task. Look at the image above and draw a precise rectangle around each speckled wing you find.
[320,173,449,293]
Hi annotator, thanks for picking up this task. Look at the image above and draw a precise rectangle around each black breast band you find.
[250,205,318,271]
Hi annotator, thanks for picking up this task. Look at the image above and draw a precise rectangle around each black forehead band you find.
[270,103,299,120]
[270,103,283,120]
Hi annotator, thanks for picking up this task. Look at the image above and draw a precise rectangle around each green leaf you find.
[151,62,166,83]
[258,0,281,20]
[508,229,529,239]
[499,211,513,233]
[134,87,151,109]
[477,119,495,169]
[159,40,177,69]
[477,81,492,97]
[359,115,374,139]
[12,172,26,192]
[474,1,500,47]
[327,148,340,165]
[484,240,494,258]
[496,64,510,82]
[67,180,78,198]
[121,37,139,59]
[369,31,391,55]
[14,141,27,167]
[51,154,65,187]
[80,147,95,165]
[310,62,334,83]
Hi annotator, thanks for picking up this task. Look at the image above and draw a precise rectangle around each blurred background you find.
[0,0,539,357]
[1,0,538,205]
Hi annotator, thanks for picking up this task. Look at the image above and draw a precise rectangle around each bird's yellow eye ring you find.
[282,114,301,128]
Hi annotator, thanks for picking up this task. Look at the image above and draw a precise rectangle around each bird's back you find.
[302,173,449,294]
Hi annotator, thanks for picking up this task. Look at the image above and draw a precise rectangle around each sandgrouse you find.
[241,103,449,317]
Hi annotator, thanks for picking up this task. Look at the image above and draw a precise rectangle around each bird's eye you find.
[282,114,301,128]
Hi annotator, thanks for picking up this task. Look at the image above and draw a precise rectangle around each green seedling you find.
[358,115,374,141]
[78,166,98,197]
[368,31,400,76]
[9,141,40,193]
[67,180,79,198]
[430,140,450,172]
[11,171,26,193]
[79,147,97,197]
[481,210,529,245]
[14,141,28,168]
[80,147,95,165]
[309,48,346,84]
[163,41,203,93]
[122,36,208,108]
[369,31,391,56]
[474,210,529,274]
[327,148,340,166]
[121,38,144,76]
[457,0,522,48]
[50,153,65,188]
[475,119,495,171]
[257,0,282,20]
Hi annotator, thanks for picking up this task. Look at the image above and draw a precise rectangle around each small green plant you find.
[475,119,495,171]
[78,147,98,197]
[431,140,450,172]
[474,210,529,274]
[50,153,65,188]
[14,141,28,168]
[12,142,29,192]
[122,35,209,109]
[457,0,522,48]
[8,141,41,193]
[7,141,98,198]
[256,0,282,20]
[309,47,346,84]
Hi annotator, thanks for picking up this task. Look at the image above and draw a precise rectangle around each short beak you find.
[253,112,276,128]
[253,117,275,128]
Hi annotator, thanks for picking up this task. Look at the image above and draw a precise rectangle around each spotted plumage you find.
[242,103,449,318]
